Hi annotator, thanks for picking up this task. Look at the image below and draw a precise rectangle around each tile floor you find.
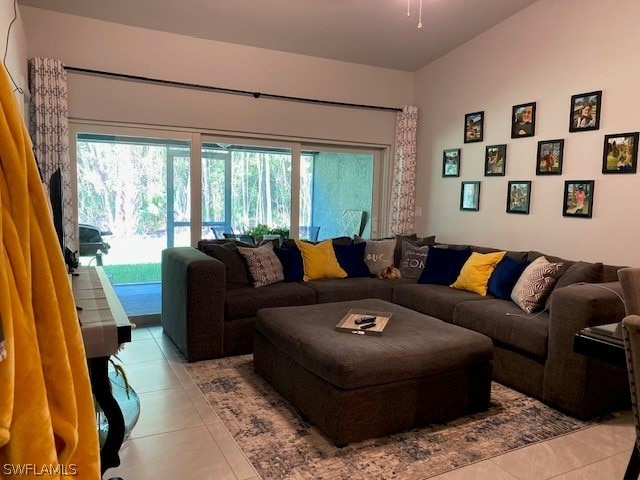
[105,325,636,480]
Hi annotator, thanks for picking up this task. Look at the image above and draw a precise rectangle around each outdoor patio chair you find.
[211,224,234,239]
[340,209,367,237]
[299,226,320,242]
[223,233,256,244]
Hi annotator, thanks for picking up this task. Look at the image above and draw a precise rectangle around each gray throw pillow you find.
[545,261,604,309]
[237,242,284,288]
[363,239,396,276]
[511,256,564,313]
[399,241,429,279]
[198,242,250,289]
[394,235,436,267]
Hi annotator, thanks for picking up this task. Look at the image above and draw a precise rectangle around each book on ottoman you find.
[334,309,392,336]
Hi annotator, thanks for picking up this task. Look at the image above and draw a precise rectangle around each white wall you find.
[1,1,28,115]
[413,0,640,267]
[20,6,412,146]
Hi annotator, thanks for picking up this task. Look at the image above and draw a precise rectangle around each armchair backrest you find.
[622,315,640,449]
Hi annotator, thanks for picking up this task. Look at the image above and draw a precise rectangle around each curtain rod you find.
[64,66,403,113]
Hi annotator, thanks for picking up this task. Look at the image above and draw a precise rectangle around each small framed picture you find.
[511,102,536,138]
[563,180,594,218]
[602,132,639,174]
[464,111,484,143]
[460,181,481,211]
[536,139,564,175]
[485,144,507,176]
[569,90,602,132]
[442,148,461,177]
[507,181,531,215]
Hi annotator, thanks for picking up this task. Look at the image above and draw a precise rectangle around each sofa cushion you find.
[378,277,419,288]
[305,277,392,304]
[274,244,304,282]
[332,241,371,278]
[399,241,429,279]
[225,282,317,321]
[197,241,249,290]
[527,251,575,270]
[487,257,530,300]
[544,261,604,309]
[237,242,284,288]
[419,246,472,286]
[556,261,604,289]
[451,251,506,296]
[392,283,492,323]
[453,300,549,359]
[474,247,528,263]
[511,256,564,313]
[295,239,347,281]
[281,237,352,248]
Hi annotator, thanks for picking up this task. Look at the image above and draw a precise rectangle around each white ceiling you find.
[18,0,539,72]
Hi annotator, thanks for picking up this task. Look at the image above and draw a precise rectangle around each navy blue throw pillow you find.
[418,246,471,285]
[487,256,530,300]
[274,244,304,282]
[333,241,371,278]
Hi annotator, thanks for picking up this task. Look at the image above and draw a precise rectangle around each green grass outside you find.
[103,263,161,284]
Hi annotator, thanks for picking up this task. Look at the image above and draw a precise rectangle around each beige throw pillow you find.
[511,256,564,313]
[363,239,396,276]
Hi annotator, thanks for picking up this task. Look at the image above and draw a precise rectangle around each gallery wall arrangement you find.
[445,88,638,219]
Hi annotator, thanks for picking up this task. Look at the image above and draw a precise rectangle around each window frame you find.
[70,121,389,246]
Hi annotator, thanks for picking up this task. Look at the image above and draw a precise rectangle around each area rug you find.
[186,355,612,480]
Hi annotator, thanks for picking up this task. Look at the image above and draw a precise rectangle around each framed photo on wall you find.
[442,148,461,177]
[464,111,484,143]
[485,144,507,176]
[569,90,602,132]
[460,181,480,211]
[602,132,639,174]
[563,180,594,218]
[506,181,531,215]
[511,102,536,138]
[536,139,564,175]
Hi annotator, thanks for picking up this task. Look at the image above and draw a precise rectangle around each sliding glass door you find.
[299,147,378,241]
[73,127,193,316]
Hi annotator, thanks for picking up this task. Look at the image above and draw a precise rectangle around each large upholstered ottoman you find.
[253,298,494,446]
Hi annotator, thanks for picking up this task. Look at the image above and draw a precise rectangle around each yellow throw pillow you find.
[451,251,506,296]
[295,239,348,281]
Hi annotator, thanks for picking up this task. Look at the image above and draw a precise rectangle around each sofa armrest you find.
[161,247,226,362]
[543,282,629,417]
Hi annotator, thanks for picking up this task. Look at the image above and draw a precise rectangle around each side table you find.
[74,266,133,478]
[573,322,625,369]
[574,322,638,480]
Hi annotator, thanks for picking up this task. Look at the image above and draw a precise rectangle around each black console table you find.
[574,323,640,480]
[573,322,625,369]
[74,266,132,478]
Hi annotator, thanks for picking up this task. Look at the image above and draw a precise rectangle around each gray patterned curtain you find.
[28,58,76,250]
[390,106,418,235]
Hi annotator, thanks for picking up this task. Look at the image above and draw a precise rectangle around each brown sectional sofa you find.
[161,239,630,419]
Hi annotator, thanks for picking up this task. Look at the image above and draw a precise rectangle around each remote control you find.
[355,315,377,325]
[360,322,377,330]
